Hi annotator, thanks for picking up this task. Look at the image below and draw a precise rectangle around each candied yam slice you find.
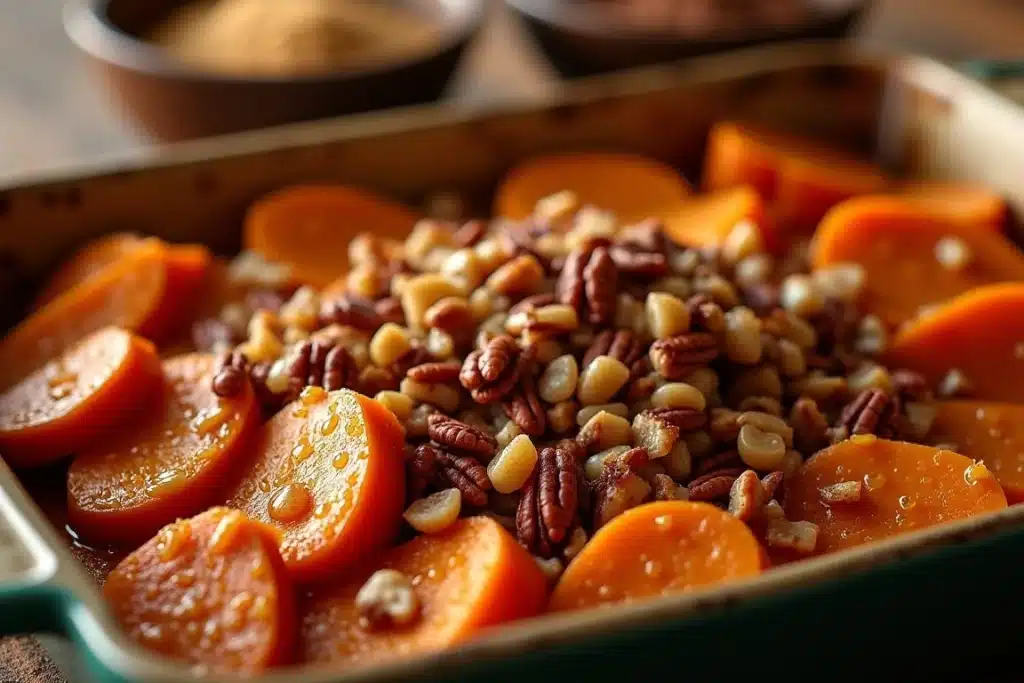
[244,185,420,288]
[812,198,1024,326]
[103,508,294,674]
[228,389,405,583]
[32,233,146,309]
[141,244,214,341]
[300,516,546,669]
[0,241,167,390]
[495,152,690,224]
[897,180,1008,232]
[662,185,776,251]
[0,327,162,468]
[783,437,1006,555]
[773,150,887,233]
[702,121,778,197]
[930,401,1024,503]
[886,284,1024,402]
[68,353,259,545]
[549,501,764,613]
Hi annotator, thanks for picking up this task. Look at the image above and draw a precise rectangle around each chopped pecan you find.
[686,294,725,334]
[319,294,383,331]
[649,333,718,379]
[516,440,583,557]
[557,246,618,326]
[427,413,497,459]
[508,293,556,316]
[608,246,668,277]
[653,473,689,501]
[617,219,669,254]
[688,468,744,501]
[261,340,360,406]
[728,470,764,522]
[583,329,646,369]
[423,297,473,333]
[322,345,360,392]
[435,449,491,507]
[503,373,546,437]
[835,389,896,438]
[374,297,405,326]
[452,219,486,248]
[592,446,651,530]
[212,350,249,398]
[790,398,830,455]
[459,335,528,404]
[357,366,399,395]
[760,471,785,500]
[407,361,462,384]
[407,443,440,501]
[647,407,708,432]
[391,344,434,378]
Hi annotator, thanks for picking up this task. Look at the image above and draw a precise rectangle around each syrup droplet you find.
[291,437,314,463]
[300,386,328,405]
[332,451,350,470]
[320,412,340,436]
[268,483,313,523]
[863,472,887,491]
[209,510,247,554]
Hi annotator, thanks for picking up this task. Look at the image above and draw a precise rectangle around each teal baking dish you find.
[3,42,1024,683]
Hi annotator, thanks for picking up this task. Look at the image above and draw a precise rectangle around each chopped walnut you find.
[819,480,864,504]
[355,569,420,630]
[764,519,819,554]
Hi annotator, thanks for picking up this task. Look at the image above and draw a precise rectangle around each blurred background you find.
[2,0,1024,182]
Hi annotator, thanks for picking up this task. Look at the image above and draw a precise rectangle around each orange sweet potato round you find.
[662,185,777,251]
[784,436,1007,555]
[244,185,420,288]
[229,389,405,583]
[104,507,295,674]
[812,197,1024,326]
[68,353,259,545]
[929,401,1024,503]
[885,284,1024,403]
[300,516,546,669]
[495,152,690,225]
[897,180,1007,232]
[0,327,162,468]
[32,233,146,310]
[549,501,764,612]
[0,241,168,390]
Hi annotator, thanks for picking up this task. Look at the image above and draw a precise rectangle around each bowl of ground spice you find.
[65,0,485,140]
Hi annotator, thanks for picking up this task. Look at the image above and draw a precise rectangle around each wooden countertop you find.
[2,1,1024,682]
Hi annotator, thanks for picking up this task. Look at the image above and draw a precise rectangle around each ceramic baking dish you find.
[3,42,1024,683]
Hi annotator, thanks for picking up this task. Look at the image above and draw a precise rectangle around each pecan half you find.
[407,443,439,501]
[407,361,462,384]
[212,350,249,398]
[459,335,528,404]
[392,344,434,378]
[427,413,497,459]
[608,246,668,278]
[582,329,646,369]
[322,345,360,392]
[516,440,582,557]
[435,449,491,507]
[503,373,546,437]
[835,389,896,439]
[688,468,744,501]
[649,333,719,379]
[319,295,383,331]
[558,246,618,326]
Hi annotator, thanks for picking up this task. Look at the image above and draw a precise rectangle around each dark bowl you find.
[506,0,871,78]
[64,0,485,141]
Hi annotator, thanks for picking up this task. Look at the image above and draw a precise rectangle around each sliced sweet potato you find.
[784,436,1007,555]
[897,180,1008,232]
[68,353,259,545]
[229,389,405,583]
[141,244,213,341]
[812,197,1024,326]
[930,401,1024,503]
[244,185,420,288]
[549,501,764,612]
[702,121,778,197]
[32,233,145,310]
[104,507,294,674]
[662,185,778,251]
[495,152,690,224]
[886,284,1024,402]
[300,516,546,669]
[703,121,887,233]
[0,241,167,390]
[0,327,162,468]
